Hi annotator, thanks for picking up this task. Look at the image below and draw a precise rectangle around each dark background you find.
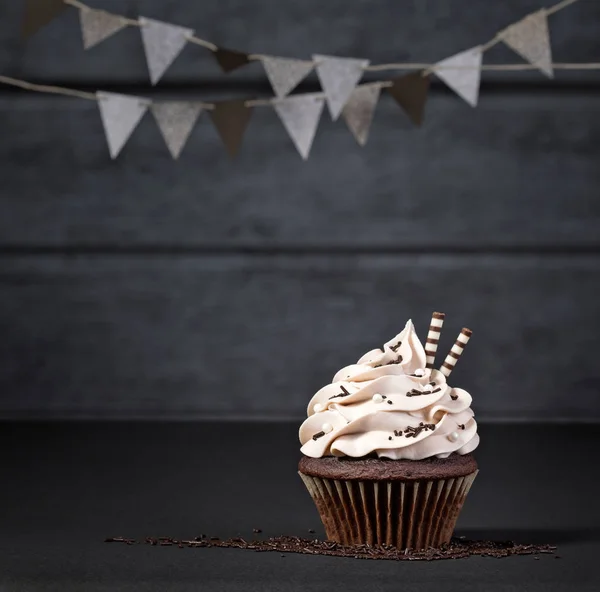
[0,0,599,421]
[1,1,600,590]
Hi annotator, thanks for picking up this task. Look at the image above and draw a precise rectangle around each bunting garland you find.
[313,55,370,120]
[273,93,325,159]
[434,47,483,107]
[4,0,595,160]
[500,10,554,78]
[151,102,203,159]
[79,8,126,49]
[342,84,381,146]
[261,57,314,99]
[96,92,149,158]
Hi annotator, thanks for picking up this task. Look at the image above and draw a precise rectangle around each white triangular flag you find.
[96,92,148,159]
[342,84,381,146]
[273,93,325,160]
[501,9,553,78]
[434,46,482,107]
[139,17,194,85]
[151,102,203,159]
[313,54,369,120]
[261,56,314,98]
[79,8,127,49]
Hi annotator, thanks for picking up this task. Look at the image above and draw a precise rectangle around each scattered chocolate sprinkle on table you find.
[105,536,557,562]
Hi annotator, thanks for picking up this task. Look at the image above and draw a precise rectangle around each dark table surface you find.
[1,421,599,591]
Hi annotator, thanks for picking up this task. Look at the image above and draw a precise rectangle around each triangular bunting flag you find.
[261,56,314,98]
[273,93,325,160]
[151,102,203,159]
[434,46,482,107]
[209,100,253,157]
[501,9,553,78]
[213,47,250,73]
[313,55,369,121]
[139,17,194,85]
[22,0,66,38]
[342,84,381,146]
[96,92,149,159]
[387,71,430,126]
[79,8,127,50]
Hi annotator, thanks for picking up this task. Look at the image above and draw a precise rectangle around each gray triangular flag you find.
[139,17,194,85]
[79,8,127,49]
[261,56,314,98]
[97,92,148,159]
[342,84,381,146]
[273,93,325,160]
[435,46,482,107]
[501,9,553,78]
[313,54,369,120]
[151,102,203,159]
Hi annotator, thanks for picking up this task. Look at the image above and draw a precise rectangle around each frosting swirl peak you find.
[299,319,479,460]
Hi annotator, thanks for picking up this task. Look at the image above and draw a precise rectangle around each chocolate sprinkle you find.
[406,388,425,397]
[450,394,458,401]
[330,385,351,400]
[105,536,557,562]
[404,423,436,438]
[386,356,403,365]
[387,400,393,405]
[390,341,402,352]
[312,431,326,441]
[458,424,465,430]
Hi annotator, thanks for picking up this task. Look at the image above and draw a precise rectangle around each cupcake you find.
[298,313,479,550]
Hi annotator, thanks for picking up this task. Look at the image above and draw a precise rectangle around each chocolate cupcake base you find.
[299,455,478,550]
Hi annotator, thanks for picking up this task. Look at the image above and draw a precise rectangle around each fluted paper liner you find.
[299,470,478,549]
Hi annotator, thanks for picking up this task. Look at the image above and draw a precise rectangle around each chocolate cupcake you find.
[298,314,479,550]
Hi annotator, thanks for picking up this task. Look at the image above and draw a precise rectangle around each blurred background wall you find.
[0,0,598,421]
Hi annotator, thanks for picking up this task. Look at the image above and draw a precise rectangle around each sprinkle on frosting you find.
[329,385,351,400]
[312,431,325,441]
[406,388,424,397]
[404,423,436,439]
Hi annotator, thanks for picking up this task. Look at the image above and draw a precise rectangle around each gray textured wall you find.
[0,0,599,420]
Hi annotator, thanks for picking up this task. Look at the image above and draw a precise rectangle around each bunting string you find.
[6,0,596,160]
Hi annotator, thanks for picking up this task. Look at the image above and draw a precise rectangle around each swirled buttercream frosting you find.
[299,319,479,460]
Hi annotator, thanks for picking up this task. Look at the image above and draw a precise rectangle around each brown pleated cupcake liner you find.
[299,470,478,550]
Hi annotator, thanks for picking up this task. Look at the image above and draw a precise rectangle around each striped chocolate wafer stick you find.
[425,312,445,369]
[440,328,472,377]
